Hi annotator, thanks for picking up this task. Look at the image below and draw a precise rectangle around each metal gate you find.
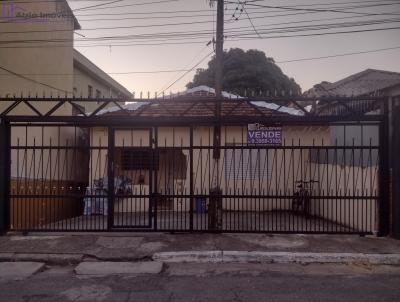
[110,128,154,229]
[1,95,390,235]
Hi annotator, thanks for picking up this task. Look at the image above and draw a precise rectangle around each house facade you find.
[80,87,379,233]
[1,82,384,234]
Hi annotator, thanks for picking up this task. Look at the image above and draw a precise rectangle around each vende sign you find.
[247,125,282,146]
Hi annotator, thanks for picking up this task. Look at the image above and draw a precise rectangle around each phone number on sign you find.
[249,138,282,145]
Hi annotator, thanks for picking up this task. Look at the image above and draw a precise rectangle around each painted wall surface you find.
[0,0,74,115]
[10,126,88,182]
[309,163,378,233]
[73,66,125,113]
[89,126,331,213]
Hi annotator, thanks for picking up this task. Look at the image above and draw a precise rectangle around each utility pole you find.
[212,0,224,230]
[215,0,224,100]
[213,0,224,163]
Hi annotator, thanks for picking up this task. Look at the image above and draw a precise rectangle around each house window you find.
[88,85,93,98]
[96,89,101,98]
[224,148,270,180]
[73,87,77,96]
[120,149,159,170]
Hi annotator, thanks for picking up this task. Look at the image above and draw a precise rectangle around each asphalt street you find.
[1,263,400,302]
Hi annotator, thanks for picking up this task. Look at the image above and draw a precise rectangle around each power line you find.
[72,0,181,11]
[276,46,400,63]
[1,45,399,78]
[0,0,396,23]
[2,18,399,44]
[227,18,400,37]
[229,25,400,40]
[241,2,262,38]
[242,0,400,9]
[1,23,399,49]
[0,69,191,76]
[0,4,398,26]
[8,16,400,39]
[229,1,400,17]
[73,0,124,12]
[0,19,216,34]
[0,65,70,94]
[158,51,214,94]
[158,44,212,92]
[2,3,400,33]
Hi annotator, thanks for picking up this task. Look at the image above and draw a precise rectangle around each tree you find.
[187,48,301,95]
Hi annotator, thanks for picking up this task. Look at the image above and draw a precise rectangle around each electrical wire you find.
[2,18,399,45]
[72,0,181,11]
[228,1,400,17]
[73,0,125,12]
[1,45,399,77]
[157,44,212,92]
[241,2,262,38]
[275,45,400,63]
[0,65,70,94]
[158,50,214,94]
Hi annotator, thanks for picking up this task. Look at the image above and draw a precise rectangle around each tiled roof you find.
[163,86,243,99]
[93,86,308,118]
[98,98,290,118]
[304,69,400,97]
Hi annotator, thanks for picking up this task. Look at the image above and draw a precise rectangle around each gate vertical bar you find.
[392,97,400,238]
[189,126,194,231]
[107,127,115,230]
[149,128,153,228]
[0,119,10,234]
[154,127,158,231]
[378,98,390,236]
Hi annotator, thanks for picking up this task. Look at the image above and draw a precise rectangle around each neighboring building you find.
[304,69,400,98]
[73,49,132,112]
[1,0,131,228]
[305,68,400,238]
[73,49,131,99]
[0,0,131,116]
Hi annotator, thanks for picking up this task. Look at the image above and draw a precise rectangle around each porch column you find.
[0,118,10,234]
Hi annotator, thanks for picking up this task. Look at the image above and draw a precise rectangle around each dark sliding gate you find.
[0,96,390,235]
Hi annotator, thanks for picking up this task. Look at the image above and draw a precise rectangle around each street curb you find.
[0,252,83,265]
[75,261,164,275]
[2,251,400,266]
[153,251,400,265]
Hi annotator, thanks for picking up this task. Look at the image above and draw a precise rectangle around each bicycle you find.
[291,180,318,218]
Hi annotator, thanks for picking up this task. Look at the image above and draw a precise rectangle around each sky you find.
[67,0,400,94]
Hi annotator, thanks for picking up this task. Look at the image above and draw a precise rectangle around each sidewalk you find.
[0,232,399,265]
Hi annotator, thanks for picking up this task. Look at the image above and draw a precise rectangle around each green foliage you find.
[187,48,301,95]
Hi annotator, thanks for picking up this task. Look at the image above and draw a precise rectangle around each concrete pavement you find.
[0,262,45,280]
[0,233,399,265]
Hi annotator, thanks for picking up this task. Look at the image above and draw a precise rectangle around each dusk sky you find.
[68,0,400,94]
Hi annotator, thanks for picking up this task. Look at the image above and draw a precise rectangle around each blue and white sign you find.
[248,124,282,146]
